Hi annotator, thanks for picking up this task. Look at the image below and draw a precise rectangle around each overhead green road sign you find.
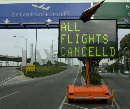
[58,19,117,58]
[94,2,130,24]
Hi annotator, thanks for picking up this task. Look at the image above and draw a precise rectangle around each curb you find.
[0,67,72,86]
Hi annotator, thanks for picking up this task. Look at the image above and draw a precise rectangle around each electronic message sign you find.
[58,19,117,58]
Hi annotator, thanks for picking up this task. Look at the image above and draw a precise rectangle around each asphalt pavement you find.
[0,67,118,109]
[0,67,22,84]
[0,67,80,109]
[101,73,130,109]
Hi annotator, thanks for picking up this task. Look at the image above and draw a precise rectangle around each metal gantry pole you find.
[35,28,38,73]
[26,38,27,67]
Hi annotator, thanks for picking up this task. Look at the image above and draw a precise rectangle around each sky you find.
[0,29,58,57]
[0,28,130,65]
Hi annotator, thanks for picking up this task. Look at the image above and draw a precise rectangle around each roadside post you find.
[112,89,116,107]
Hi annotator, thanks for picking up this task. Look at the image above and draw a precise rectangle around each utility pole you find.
[123,47,127,74]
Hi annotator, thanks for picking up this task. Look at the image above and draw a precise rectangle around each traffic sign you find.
[0,3,90,23]
[26,64,35,72]
[94,2,130,24]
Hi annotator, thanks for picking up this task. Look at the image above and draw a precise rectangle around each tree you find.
[78,57,101,73]
[120,34,130,57]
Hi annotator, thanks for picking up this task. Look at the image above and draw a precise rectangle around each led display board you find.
[58,19,117,58]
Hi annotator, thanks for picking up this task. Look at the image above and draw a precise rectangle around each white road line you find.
[0,75,16,84]
[59,68,80,109]
[0,91,20,100]
[58,96,66,109]
[72,77,77,85]
[34,85,38,87]
[101,79,120,109]
[64,103,88,109]
[34,84,41,87]
[72,70,80,85]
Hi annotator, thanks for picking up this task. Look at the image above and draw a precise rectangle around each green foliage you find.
[54,61,68,66]
[46,60,53,66]
[105,61,124,73]
[82,67,101,85]
[42,61,68,66]
[21,66,67,78]
[118,48,123,57]
[120,34,130,49]
[78,58,101,69]
[89,73,102,85]
[120,34,130,57]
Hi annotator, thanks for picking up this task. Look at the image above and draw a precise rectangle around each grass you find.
[19,66,67,78]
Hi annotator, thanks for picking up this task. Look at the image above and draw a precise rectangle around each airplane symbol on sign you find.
[4,19,10,24]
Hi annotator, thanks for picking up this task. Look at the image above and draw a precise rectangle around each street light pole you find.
[14,35,27,67]
[123,47,128,74]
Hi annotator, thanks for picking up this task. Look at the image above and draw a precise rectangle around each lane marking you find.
[0,75,16,84]
[72,76,78,85]
[59,96,66,109]
[101,79,120,109]
[34,84,41,87]
[59,68,80,109]
[64,103,114,109]
[64,103,87,109]
[0,91,20,100]
[72,70,80,85]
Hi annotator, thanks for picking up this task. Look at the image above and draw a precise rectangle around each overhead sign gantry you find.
[94,2,130,28]
[0,2,91,29]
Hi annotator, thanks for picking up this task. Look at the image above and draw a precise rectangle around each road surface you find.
[101,73,130,109]
[0,67,21,84]
[0,67,117,109]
